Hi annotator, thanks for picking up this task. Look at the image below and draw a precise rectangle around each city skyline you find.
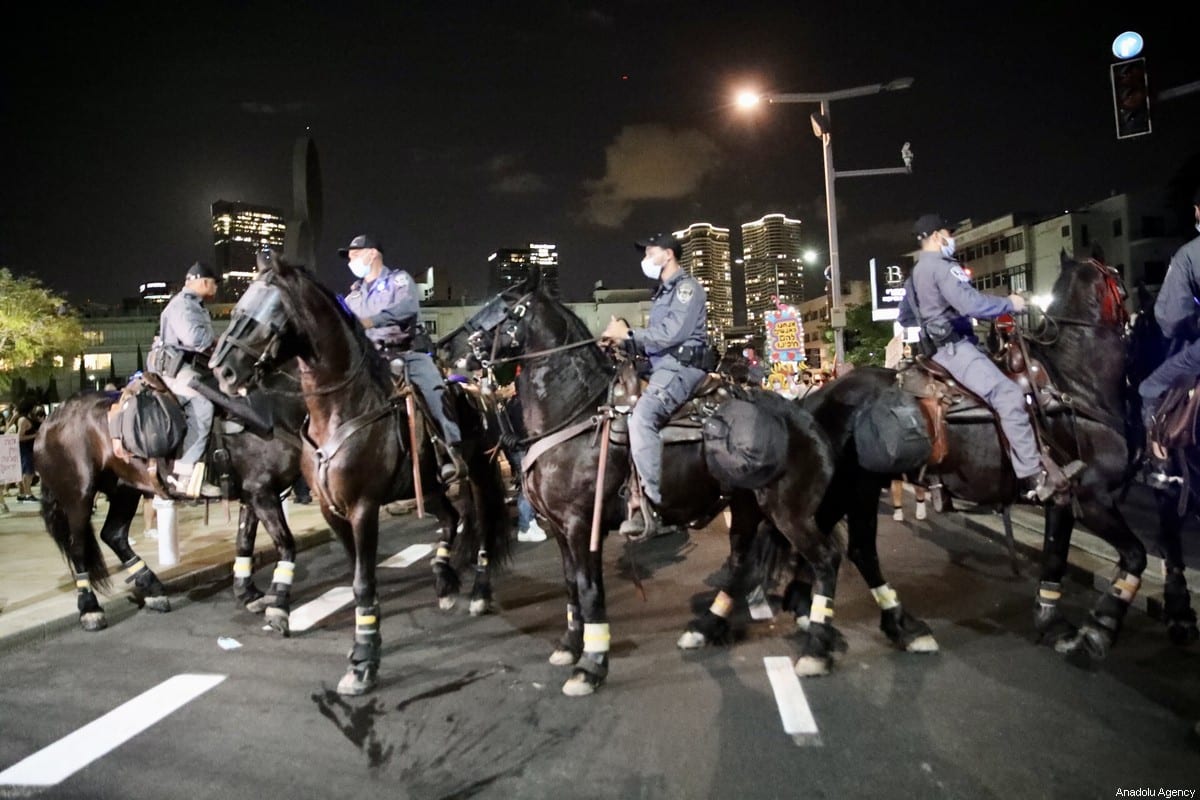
[2,3,1197,308]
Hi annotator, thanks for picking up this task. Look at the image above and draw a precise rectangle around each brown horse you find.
[209,251,509,695]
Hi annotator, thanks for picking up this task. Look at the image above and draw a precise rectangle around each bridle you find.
[1031,258,1129,343]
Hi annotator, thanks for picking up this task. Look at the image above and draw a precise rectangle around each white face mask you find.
[940,235,957,258]
[641,254,665,280]
[348,257,370,279]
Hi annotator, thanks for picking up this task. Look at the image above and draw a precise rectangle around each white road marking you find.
[0,673,226,787]
[379,543,434,568]
[288,585,357,632]
[763,656,821,742]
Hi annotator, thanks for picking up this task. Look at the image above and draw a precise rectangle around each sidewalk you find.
[0,490,332,651]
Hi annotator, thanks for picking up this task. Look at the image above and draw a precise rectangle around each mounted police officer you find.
[1138,187,1200,477]
[157,261,222,498]
[899,213,1077,502]
[601,231,708,539]
[338,234,465,482]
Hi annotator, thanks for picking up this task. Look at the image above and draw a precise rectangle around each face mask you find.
[641,254,664,280]
[348,257,370,279]
[940,235,956,258]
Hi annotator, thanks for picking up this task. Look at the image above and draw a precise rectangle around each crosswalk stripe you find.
[0,674,226,787]
[379,543,434,568]
[288,585,356,632]
[763,656,820,740]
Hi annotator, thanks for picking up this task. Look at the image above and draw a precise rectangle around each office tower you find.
[488,243,559,297]
[212,200,287,301]
[741,213,804,326]
[674,222,733,350]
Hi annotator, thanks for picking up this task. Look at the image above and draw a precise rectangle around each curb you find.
[0,525,333,655]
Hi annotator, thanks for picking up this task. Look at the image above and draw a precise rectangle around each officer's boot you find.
[619,500,663,542]
[167,462,222,499]
[440,442,467,483]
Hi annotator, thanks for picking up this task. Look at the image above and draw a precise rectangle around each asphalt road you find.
[1,504,1198,800]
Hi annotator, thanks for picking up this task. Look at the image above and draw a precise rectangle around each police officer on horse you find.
[899,213,1079,502]
[157,261,223,498]
[601,231,708,539]
[338,234,466,482]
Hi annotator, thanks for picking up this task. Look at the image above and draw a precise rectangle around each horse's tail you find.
[40,482,110,591]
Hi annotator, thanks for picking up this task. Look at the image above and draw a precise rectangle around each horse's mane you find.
[271,262,392,391]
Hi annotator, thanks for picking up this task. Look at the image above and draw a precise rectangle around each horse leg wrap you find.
[122,556,150,585]
[349,605,382,665]
[232,556,253,581]
[709,591,734,619]
[232,556,264,605]
[123,555,169,611]
[1109,571,1140,604]
[582,622,611,655]
[870,583,900,611]
[879,605,934,648]
[808,594,834,625]
[75,573,101,613]
[1033,581,1076,644]
[432,541,452,568]
[268,561,294,604]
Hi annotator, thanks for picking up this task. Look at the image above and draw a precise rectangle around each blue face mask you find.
[940,235,956,258]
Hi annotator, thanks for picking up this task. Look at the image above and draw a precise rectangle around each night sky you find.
[2,1,1197,307]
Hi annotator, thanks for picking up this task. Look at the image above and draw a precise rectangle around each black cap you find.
[185,261,220,282]
[634,232,682,259]
[912,213,954,239]
[337,234,384,258]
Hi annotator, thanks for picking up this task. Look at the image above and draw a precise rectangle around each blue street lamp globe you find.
[1112,31,1144,60]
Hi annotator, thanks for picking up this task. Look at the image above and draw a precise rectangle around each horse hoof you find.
[795,615,811,632]
[1056,626,1108,663]
[906,635,939,653]
[336,664,379,696]
[468,598,491,616]
[548,648,577,666]
[1167,621,1199,647]
[561,671,600,697]
[80,611,107,632]
[143,595,171,613]
[244,596,270,614]
[438,596,457,611]
[677,630,708,649]
[794,656,831,677]
[264,607,290,636]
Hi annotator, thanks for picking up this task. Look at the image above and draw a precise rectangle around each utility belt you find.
[147,345,203,379]
[659,343,707,369]
[917,318,965,358]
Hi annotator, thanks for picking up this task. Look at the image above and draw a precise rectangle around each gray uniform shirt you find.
[160,288,215,353]
[343,266,420,345]
[630,270,708,369]
[1154,235,1200,339]
[899,250,1013,338]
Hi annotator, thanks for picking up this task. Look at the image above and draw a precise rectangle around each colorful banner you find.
[765,297,805,364]
[0,435,20,484]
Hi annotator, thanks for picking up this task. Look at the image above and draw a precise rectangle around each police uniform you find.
[1138,224,1200,427]
[159,280,216,467]
[627,268,708,506]
[901,244,1042,481]
[342,264,461,448]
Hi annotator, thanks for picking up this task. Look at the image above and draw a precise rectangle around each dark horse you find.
[34,371,307,633]
[1126,281,1200,645]
[209,252,509,695]
[802,253,1146,665]
[442,270,838,695]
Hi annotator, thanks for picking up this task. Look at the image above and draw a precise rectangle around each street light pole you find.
[756,77,914,369]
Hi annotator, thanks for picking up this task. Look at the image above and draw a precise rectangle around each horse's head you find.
[209,250,306,395]
[1044,251,1129,329]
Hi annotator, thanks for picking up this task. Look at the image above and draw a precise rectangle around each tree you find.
[0,268,85,392]
[842,303,894,367]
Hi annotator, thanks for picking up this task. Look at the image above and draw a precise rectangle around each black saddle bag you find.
[701,397,789,489]
[854,387,932,474]
[120,383,188,459]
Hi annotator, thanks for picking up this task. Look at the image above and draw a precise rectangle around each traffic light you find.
[1111,57,1151,139]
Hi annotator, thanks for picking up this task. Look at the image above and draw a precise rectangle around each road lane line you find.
[289,585,356,632]
[379,543,434,568]
[763,656,821,742]
[0,674,226,787]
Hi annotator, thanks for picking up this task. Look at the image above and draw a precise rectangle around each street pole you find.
[818,98,845,366]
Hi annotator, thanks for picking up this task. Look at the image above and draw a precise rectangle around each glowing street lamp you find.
[736,78,914,366]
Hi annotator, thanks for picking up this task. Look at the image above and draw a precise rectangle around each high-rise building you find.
[741,213,804,327]
[488,243,559,297]
[211,200,287,301]
[674,222,733,350]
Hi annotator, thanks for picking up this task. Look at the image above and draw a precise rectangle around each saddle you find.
[1150,375,1200,451]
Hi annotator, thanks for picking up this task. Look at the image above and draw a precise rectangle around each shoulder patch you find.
[950,265,970,283]
[395,272,411,286]
[676,281,696,304]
